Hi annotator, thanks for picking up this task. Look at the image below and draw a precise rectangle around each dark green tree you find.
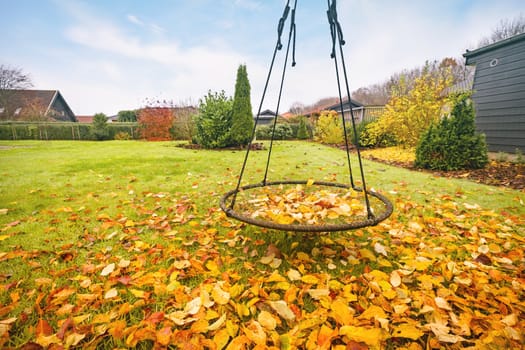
[194,90,233,149]
[230,65,254,147]
[415,93,488,170]
[92,113,109,140]
[117,110,137,122]
[296,116,309,139]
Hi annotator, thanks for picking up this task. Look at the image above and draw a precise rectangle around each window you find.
[14,107,22,115]
[0,107,4,114]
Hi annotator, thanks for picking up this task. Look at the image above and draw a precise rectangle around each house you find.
[463,33,525,153]
[255,109,278,125]
[326,99,385,124]
[76,115,93,123]
[0,89,76,122]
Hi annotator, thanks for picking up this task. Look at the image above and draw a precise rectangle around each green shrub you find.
[415,93,488,170]
[255,124,294,140]
[92,113,109,140]
[194,91,233,149]
[0,122,138,140]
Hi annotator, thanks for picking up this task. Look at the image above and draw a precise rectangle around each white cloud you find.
[127,14,144,26]
[40,0,525,115]
[234,0,263,11]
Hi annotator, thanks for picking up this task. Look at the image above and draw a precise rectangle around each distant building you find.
[255,109,278,125]
[464,33,525,153]
[0,89,76,122]
[76,115,93,123]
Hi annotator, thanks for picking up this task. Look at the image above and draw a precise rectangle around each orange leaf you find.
[317,324,336,347]
[108,320,127,339]
[36,318,53,337]
[156,326,172,346]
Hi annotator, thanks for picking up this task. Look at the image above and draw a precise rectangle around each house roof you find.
[1,89,76,121]
[257,109,278,118]
[464,32,525,62]
[76,115,94,123]
[326,98,364,112]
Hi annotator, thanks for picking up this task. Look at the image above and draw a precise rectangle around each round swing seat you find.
[220,180,393,232]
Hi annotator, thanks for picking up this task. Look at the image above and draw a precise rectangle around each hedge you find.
[0,122,139,140]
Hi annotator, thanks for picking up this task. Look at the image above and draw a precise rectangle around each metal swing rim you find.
[220,180,393,232]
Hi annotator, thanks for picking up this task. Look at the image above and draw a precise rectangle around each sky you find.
[1,0,523,116]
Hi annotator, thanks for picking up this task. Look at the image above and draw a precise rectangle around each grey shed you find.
[463,33,525,154]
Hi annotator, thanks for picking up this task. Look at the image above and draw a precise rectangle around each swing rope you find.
[220,0,393,232]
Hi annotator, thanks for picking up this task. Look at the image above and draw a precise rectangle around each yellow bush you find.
[314,110,344,144]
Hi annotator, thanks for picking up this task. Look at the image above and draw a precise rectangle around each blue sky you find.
[1,0,523,115]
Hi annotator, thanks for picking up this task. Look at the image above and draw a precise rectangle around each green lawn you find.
[0,140,523,349]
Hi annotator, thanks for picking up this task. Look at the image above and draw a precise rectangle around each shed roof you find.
[464,32,525,63]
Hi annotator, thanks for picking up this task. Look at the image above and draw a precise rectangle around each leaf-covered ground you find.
[361,146,525,190]
[0,141,524,349]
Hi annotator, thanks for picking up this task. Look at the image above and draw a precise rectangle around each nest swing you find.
[220,0,393,232]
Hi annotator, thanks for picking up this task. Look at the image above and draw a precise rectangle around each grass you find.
[0,140,523,348]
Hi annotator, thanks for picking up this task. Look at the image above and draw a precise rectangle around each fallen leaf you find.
[339,326,385,347]
[100,263,115,276]
[104,288,118,299]
[268,300,296,321]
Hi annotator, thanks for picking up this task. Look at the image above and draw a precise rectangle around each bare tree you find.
[288,101,306,115]
[0,64,33,120]
[477,13,525,48]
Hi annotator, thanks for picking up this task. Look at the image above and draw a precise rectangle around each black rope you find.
[327,0,373,218]
[228,0,296,209]
[262,0,298,184]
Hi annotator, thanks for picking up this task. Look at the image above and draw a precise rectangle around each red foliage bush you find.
[137,107,174,141]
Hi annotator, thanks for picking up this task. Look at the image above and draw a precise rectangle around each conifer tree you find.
[297,116,309,139]
[230,65,254,147]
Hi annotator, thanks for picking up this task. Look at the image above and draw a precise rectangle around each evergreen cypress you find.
[230,65,254,147]
[297,116,309,139]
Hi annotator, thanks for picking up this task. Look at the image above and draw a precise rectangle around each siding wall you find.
[465,34,525,154]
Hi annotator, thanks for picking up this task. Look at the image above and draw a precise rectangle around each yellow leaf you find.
[65,332,86,347]
[301,274,320,285]
[330,300,354,325]
[358,305,387,320]
[226,320,239,337]
[206,260,220,274]
[306,178,315,187]
[339,326,385,348]
[392,323,424,340]
[212,283,231,305]
[213,328,230,350]
[359,248,376,261]
[390,271,402,287]
[307,288,330,300]
[129,289,146,298]
[258,310,277,330]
